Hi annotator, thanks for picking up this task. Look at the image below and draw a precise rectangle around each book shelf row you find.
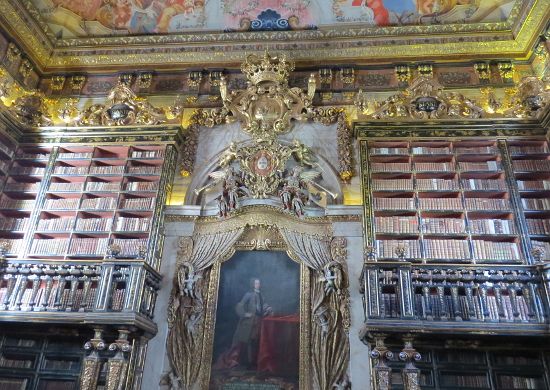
[375,216,517,235]
[373,196,512,211]
[375,238,521,261]
[24,237,148,258]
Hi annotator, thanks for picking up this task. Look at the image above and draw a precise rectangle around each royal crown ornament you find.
[219,51,316,141]
[240,51,295,86]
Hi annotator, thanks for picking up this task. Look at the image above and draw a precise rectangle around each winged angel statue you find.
[195,141,336,218]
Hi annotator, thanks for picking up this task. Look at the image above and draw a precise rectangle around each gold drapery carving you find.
[166,208,350,389]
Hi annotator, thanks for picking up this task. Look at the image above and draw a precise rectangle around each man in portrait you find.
[232,278,272,369]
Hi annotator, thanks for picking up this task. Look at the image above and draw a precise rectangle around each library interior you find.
[0,1,549,389]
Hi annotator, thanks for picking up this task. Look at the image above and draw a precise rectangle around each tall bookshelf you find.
[0,145,52,258]
[22,145,166,262]
[507,139,550,261]
[367,139,523,264]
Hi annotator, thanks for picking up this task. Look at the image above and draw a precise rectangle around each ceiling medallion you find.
[198,52,337,218]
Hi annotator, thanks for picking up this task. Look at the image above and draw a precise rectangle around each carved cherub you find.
[319,261,344,296]
[177,262,201,299]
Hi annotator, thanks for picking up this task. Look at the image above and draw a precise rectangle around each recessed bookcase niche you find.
[364,138,550,264]
[0,144,169,265]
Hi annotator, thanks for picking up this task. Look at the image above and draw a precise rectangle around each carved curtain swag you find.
[166,209,350,390]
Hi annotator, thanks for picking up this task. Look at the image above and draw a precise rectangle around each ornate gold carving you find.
[368,75,483,120]
[504,76,550,118]
[220,52,315,141]
[319,68,333,85]
[498,62,515,83]
[70,75,86,93]
[234,225,286,250]
[80,328,106,390]
[208,71,223,88]
[480,87,501,114]
[417,64,433,77]
[370,334,393,390]
[118,73,133,86]
[474,62,491,82]
[400,335,422,390]
[10,92,53,126]
[340,68,355,85]
[105,329,132,390]
[18,58,32,78]
[188,70,203,90]
[57,98,80,124]
[395,65,411,85]
[137,73,153,90]
[51,75,66,92]
[5,43,20,64]
[77,81,166,126]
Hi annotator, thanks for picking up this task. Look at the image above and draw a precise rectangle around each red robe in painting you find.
[351,0,391,26]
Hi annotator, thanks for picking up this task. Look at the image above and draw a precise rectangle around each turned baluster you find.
[493,285,505,321]
[450,286,462,321]
[421,286,432,320]
[41,276,54,310]
[478,285,490,321]
[14,274,28,311]
[521,284,535,320]
[436,285,446,320]
[28,275,40,311]
[508,284,520,321]
[66,276,79,312]
[54,274,67,311]
[1,274,16,310]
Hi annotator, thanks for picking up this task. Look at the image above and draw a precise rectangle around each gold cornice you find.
[1,0,548,71]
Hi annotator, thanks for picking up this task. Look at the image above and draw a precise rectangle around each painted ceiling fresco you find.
[30,0,517,38]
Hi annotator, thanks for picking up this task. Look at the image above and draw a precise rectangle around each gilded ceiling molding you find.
[1,0,548,69]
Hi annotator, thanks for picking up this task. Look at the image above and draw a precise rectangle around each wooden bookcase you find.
[366,139,525,263]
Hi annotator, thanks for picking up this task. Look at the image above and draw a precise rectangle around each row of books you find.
[512,160,550,172]
[373,196,512,211]
[517,180,550,190]
[119,197,156,210]
[422,218,465,234]
[0,355,33,368]
[114,217,150,231]
[1,285,97,312]
[416,178,459,191]
[3,182,40,192]
[37,217,75,231]
[15,152,49,159]
[372,179,414,191]
[380,292,400,318]
[111,238,148,256]
[68,238,109,255]
[110,288,125,311]
[418,197,463,210]
[470,219,517,235]
[0,239,23,254]
[48,182,84,192]
[85,181,120,191]
[462,179,507,191]
[371,145,497,155]
[509,144,549,154]
[371,162,410,172]
[414,162,454,172]
[131,150,165,158]
[81,197,117,209]
[57,152,93,159]
[10,166,46,175]
[43,198,80,210]
[458,161,501,171]
[472,240,521,260]
[375,239,422,259]
[497,376,543,389]
[53,166,88,175]
[423,239,470,259]
[124,181,159,191]
[413,292,531,322]
[375,216,418,233]
[521,198,550,210]
[75,218,113,232]
[89,165,126,175]
[0,198,35,210]
[127,165,162,175]
[526,219,550,235]
[0,217,28,231]
[30,239,69,255]
[412,146,451,154]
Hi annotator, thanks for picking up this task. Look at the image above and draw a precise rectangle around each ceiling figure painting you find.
[29,0,517,38]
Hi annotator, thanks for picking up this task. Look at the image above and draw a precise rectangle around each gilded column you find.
[400,334,422,390]
[370,334,393,390]
[80,328,106,390]
[105,329,132,390]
